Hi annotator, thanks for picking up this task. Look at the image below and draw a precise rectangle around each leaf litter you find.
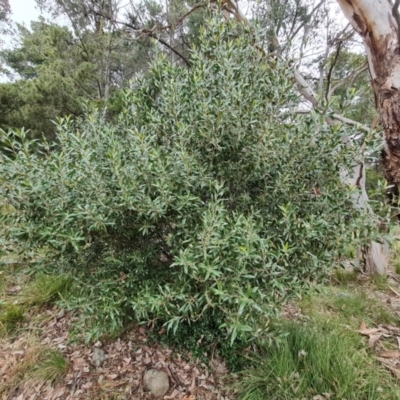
[358,311,400,379]
[0,306,234,400]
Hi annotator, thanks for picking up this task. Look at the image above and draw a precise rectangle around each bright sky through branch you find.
[0,0,42,81]
[10,0,41,25]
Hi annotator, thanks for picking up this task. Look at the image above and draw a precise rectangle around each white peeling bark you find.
[348,163,388,275]
[336,0,400,192]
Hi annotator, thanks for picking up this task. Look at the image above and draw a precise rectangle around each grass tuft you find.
[0,336,42,396]
[20,273,72,307]
[0,304,24,336]
[332,268,359,285]
[332,291,396,325]
[237,319,400,400]
[371,274,389,291]
[0,337,69,397]
[31,349,69,385]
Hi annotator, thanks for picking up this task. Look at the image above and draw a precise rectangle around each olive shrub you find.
[0,18,377,343]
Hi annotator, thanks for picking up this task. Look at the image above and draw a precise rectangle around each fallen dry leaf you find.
[164,389,181,399]
[6,285,21,295]
[0,306,233,400]
[49,386,67,399]
[378,358,400,379]
[378,350,400,359]
[368,334,382,349]
[359,328,382,336]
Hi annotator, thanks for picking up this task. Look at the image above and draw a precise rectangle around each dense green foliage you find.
[0,21,85,139]
[0,17,151,140]
[0,18,378,343]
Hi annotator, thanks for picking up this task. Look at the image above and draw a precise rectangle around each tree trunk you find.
[349,163,388,275]
[336,0,400,207]
[333,0,400,274]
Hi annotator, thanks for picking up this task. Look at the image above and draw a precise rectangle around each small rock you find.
[143,368,170,397]
[92,348,106,367]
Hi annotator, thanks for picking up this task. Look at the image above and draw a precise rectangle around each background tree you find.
[0,21,89,138]
[0,0,10,32]
[0,4,152,139]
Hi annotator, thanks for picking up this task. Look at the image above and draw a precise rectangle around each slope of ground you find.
[2,255,400,399]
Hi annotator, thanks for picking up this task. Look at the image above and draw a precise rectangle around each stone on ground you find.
[143,368,170,397]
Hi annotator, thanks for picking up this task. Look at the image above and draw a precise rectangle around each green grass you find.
[331,291,395,325]
[237,319,400,400]
[0,304,24,336]
[0,270,72,338]
[20,273,72,307]
[332,268,390,291]
[301,287,397,327]
[31,349,69,385]
[371,274,390,291]
[332,268,359,285]
[237,282,400,400]
[392,238,400,275]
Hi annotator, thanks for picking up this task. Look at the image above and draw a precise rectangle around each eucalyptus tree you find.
[0,0,10,57]
[336,1,400,213]
[0,1,151,139]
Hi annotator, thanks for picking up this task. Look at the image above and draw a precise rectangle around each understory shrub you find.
[0,17,380,343]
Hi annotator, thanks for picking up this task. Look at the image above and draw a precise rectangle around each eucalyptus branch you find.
[328,63,368,97]
[89,4,206,67]
[289,0,325,43]
[223,0,372,134]
[325,41,343,101]
[95,17,191,66]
